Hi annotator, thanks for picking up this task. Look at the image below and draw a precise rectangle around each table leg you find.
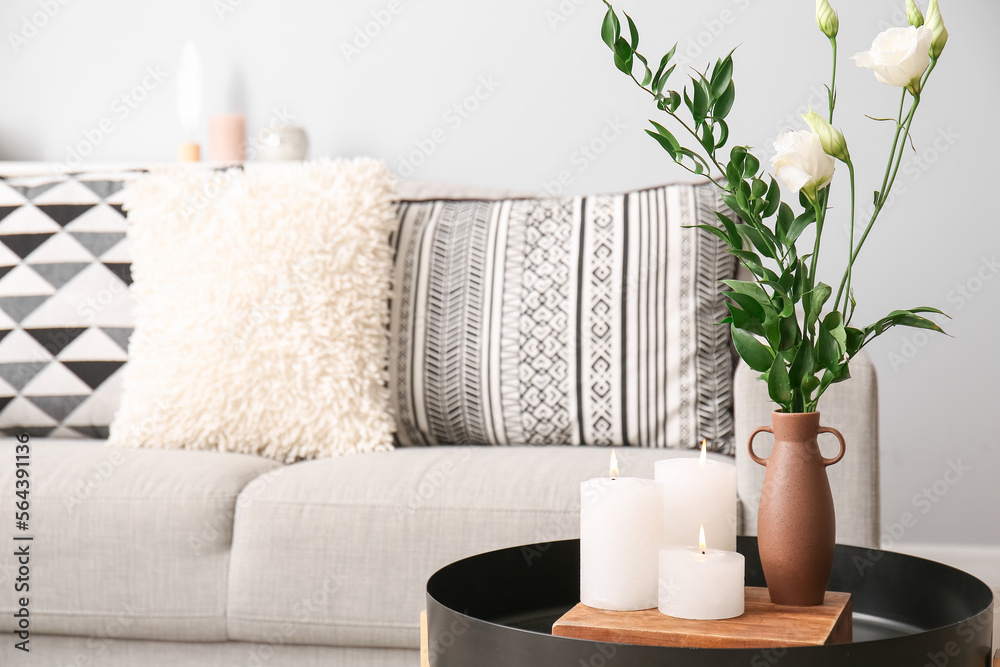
[421,611,430,667]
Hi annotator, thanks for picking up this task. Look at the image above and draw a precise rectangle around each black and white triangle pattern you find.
[0,171,138,438]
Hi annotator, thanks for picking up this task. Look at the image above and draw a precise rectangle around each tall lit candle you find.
[580,451,662,611]
[655,440,737,551]
[658,526,745,620]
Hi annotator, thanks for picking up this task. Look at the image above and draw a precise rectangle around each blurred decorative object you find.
[258,124,309,161]
[176,41,203,162]
[209,113,246,162]
[110,159,398,462]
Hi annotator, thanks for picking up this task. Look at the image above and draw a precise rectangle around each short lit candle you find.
[658,526,745,620]
[580,451,663,611]
[655,440,737,551]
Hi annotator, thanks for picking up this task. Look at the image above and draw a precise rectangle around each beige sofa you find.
[0,354,878,666]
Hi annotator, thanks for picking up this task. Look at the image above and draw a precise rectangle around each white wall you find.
[2,0,997,547]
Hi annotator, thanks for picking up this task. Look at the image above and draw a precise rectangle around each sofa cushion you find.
[109,160,397,462]
[0,172,138,439]
[0,438,280,641]
[390,183,738,454]
[226,445,735,649]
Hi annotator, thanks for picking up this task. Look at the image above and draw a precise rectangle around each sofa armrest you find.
[734,351,880,549]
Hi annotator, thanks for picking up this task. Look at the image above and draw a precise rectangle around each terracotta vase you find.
[748,411,846,606]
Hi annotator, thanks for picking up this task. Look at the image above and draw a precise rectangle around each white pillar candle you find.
[580,452,662,611]
[655,441,737,551]
[658,529,745,620]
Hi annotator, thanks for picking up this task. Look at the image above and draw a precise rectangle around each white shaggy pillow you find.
[108,159,396,461]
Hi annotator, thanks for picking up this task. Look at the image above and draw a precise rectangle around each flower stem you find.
[833,161,856,313]
[828,37,838,123]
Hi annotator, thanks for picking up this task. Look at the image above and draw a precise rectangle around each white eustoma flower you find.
[852,26,933,93]
[770,131,836,201]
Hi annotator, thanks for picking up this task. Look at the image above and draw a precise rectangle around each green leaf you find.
[805,282,832,330]
[871,312,949,337]
[732,325,774,373]
[712,58,733,98]
[624,13,639,50]
[699,125,716,154]
[725,291,767,324]
[775,203,794,245]
[692,77,710,124]
[802,374,821,396]
[823,311,847,355]
[730,146,746,172]
[653,57,676,94]
[831,364,852,384]
[751,178,768,200]
[601,8,620,50]
[722,279,771,309]
[907,305,951,318]
[613,37,633,74]
[788,338,814,389]
[714,212,742,248]
[715,119,729,149]
[738,224,777,260]
[846,327,866,356]
[676,148,706,175]
[778,315,800,351]
[785,209,816,245]
[688,223,732,248]
[763,178,781,219]
[743,153,760,178]
[714,80,735,119]
[817,321,842,371]
[767,352,792,406]
[726,302,764,336]
[645,129,678,159]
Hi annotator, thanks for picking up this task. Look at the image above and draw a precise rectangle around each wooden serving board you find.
[552,587,852,649]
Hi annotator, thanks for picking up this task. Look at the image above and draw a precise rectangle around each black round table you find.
[426,537,994,666]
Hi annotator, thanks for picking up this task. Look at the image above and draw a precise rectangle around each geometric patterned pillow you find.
[0,171,137,438]
[390,182,738,454]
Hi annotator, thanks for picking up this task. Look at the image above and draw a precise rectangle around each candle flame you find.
[699,526,707,555]
[699,439,707,466]
[609,450,619,478]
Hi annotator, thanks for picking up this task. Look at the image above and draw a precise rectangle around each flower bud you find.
[925,0,948,58]
[816,0,839,38]
[906,0,924,27]
[801,109,850,164]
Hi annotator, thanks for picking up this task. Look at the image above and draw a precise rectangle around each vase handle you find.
[747,426,772,466]
[818,426,847,466]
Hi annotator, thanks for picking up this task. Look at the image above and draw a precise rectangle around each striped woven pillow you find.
[390,182,738,454]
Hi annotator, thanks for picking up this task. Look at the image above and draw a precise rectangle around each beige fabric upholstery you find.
[0,635,416,666]
[226,445,725,648]
[0,440,280,641]
[734,351,880,548]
